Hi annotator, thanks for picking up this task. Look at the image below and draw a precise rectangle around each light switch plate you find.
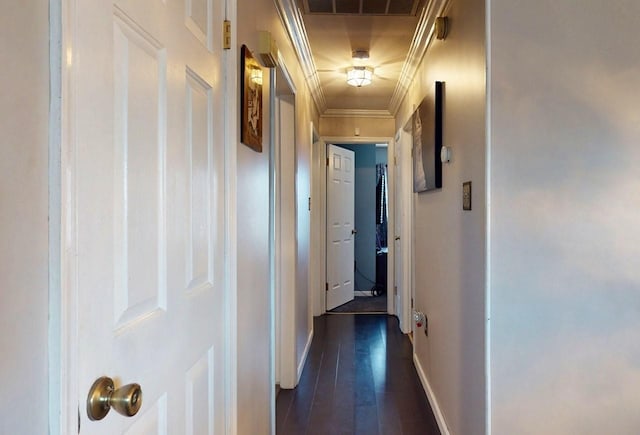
[463,181,472,210]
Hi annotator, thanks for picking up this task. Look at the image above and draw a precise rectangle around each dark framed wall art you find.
[241,45,263,152]
[412,81,443,192]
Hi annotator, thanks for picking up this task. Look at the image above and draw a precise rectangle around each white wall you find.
[0,2,50,433]
[488,1,640,433]
[235,6,274,429]
[320,116,395,138]
[396,0,486,432]
[236,0,317,432]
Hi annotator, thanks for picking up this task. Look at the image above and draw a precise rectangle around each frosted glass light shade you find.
[346,66,373,87]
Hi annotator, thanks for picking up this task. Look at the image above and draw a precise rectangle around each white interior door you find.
[397,128,414,333]
[326,144,355,310]
[275,93,297,389]
[394,142,403,322]
[70,0,228,433]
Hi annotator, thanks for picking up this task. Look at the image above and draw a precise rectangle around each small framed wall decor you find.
[241,45,263,152]
[463,181,472,210]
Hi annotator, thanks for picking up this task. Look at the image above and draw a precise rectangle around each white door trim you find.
[268,67,277,435]
[317,136,396,316]
[56,1,80,432]
[54,1,239,433]
[223,2,239,433]
[309,125,325,317]
[48,0,63,433]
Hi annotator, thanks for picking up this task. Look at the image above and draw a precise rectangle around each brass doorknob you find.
[87,377,143,421]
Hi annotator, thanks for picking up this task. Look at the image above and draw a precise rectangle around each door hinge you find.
[326,157,329,166]
[325,282,328,291]
[411,298,414,308]
[394,156,397,166]
[394,286,398,296]
[223,20,231,50]
[308,197,311,211]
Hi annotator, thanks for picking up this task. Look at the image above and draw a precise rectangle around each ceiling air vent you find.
[303,0,423,16]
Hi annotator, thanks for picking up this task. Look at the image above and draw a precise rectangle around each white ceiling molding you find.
[387,0,450,116]
[321,109,394,119]
[274,0,327,114]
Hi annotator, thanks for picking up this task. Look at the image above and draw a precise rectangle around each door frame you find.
[51,1,239,433]
[308,124,323,317]
[314,136,396,316]
[270,55,298,394]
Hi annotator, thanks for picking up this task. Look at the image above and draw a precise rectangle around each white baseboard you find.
[413,353,450,435]
[296,329,314,383]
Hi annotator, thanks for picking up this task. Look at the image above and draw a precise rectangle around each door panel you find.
[398,127,414,333]
[326,144,355,311]
[394,143,403,323]
[72,0,226,433]
[113,9,167,329]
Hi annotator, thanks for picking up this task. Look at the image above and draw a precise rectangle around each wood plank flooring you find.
[276,314,441,435]
[329,295,387,313]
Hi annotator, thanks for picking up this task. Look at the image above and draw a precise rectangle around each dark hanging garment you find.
[375,163,388,251]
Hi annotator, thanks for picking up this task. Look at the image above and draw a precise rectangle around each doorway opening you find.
[271,62,297,397]
[327,143,388,314]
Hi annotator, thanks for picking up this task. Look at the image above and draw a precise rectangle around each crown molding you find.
[388,0,451,116]
[275,0,451,117]
[321,108,394,119]
[274,0,327,114]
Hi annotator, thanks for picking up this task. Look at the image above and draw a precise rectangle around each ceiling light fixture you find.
[346,66,373,87]
[351,49,370,60]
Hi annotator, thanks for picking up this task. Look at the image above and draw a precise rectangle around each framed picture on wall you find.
[412,81,443,192]
[241,45,263,152]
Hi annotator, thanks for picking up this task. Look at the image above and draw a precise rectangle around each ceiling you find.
[303,14,419,112]
[292,0,430,116]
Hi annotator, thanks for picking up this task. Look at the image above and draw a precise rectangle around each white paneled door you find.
[68,0,228,433]
[394,141,403,323]
[325,145,355,311]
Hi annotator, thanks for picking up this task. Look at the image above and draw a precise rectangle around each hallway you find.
[276,314,440,434]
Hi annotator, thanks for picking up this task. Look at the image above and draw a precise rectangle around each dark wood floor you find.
[276,314,441,435]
